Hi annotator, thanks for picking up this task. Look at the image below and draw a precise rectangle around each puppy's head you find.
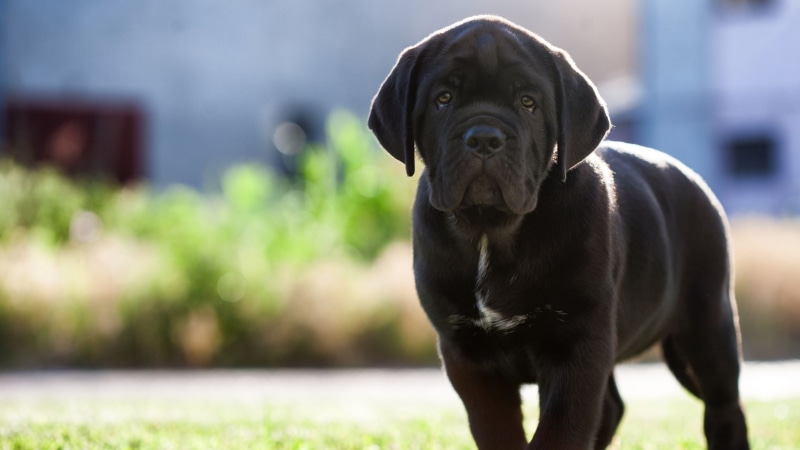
[368,16,610,216]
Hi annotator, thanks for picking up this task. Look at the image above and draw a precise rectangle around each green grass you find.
[1,397,798,449]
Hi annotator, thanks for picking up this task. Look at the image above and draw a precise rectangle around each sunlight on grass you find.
[1,395,798,449]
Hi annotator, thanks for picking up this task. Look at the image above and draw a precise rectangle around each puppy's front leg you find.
[440,341,527,450]
[529,352,612,450]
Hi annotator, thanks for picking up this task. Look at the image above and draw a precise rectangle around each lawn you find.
[1,392,798,449]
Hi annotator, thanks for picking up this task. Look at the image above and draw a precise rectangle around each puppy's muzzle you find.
[464,125,506,158]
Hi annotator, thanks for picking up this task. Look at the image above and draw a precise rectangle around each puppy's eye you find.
[520,95,537,111]
[436,91,453,106]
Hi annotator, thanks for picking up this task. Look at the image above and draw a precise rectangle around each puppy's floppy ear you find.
[368,47,421,177]
[551,50,611,182]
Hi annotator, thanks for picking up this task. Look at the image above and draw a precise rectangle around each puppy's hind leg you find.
[661,336,702,399]
[666,289,749,450]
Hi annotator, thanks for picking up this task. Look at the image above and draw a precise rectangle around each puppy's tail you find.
[661,337,703,399]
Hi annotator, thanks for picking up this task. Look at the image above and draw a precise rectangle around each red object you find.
[3,96,144,184]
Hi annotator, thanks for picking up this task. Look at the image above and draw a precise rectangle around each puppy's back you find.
[597,141,732,359]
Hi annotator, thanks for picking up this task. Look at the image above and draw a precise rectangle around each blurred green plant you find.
[0,110,412,262]
[0,160,115,246]
[0,110,432,368]
[2,110,799,368]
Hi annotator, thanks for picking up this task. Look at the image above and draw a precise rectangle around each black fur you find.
[369,16,749,450]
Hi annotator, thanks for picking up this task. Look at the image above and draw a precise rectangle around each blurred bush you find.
[0,111,798,367]
[732,218,800,360]
[0,110,435,368]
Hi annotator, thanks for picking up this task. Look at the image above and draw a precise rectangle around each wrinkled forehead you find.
[422,21,556,89]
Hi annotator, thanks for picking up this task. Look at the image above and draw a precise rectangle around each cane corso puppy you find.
[368,15,749,450]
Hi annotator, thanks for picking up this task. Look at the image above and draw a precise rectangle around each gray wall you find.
[2,0,635,188]
[640,0,715,186]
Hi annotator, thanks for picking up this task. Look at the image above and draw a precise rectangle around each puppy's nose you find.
[463,125,506,156]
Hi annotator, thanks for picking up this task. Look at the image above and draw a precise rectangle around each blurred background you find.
[0,0,798,369]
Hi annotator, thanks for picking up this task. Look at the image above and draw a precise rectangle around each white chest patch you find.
[476,234,490,286]
[448,234,532,333]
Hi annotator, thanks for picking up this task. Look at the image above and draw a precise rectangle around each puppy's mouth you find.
[427,119,541,216]
[460,175,507,210]
[429,165,537,216]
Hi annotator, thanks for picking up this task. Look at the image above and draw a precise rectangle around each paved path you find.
[1,361,798,405]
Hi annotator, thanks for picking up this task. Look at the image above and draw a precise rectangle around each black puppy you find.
[368,16,749,450]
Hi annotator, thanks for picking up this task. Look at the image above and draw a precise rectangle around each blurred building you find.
[1,0,797,214]
[640,0,800,215]
[0,0,634,188]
